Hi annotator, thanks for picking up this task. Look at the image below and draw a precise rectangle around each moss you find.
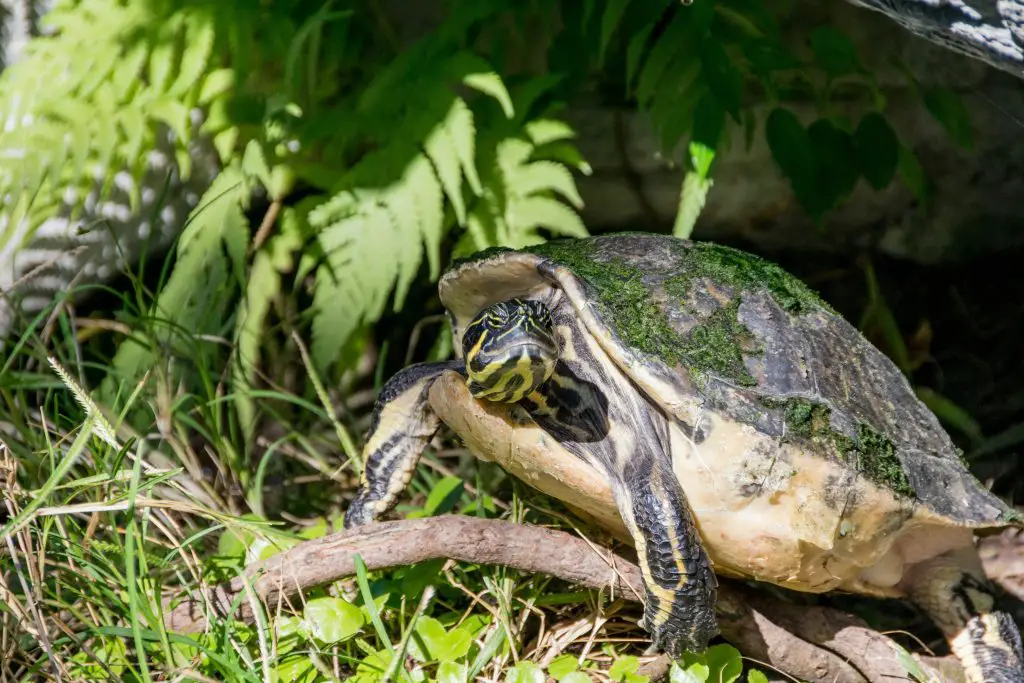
[763,396,915,498]
[679,299,759,386]
[524,239,761,386]
[775,396,831,439]
[1000,508,1024,524]
[850,423,914,499]
[666,241,836,317]
[450,246,514,269]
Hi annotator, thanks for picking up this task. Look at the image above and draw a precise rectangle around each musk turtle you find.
[343,233,1024,683]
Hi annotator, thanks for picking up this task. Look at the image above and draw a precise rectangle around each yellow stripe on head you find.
[463,298,559,404]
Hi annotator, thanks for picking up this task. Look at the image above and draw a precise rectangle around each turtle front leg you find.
[344,361,464,529]
[903,548,1024,683]
[613,456,719,657]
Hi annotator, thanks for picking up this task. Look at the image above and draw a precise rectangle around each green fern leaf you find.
[510,196,588,238]
[309,139,447,369]
[524,119,578,147]
[171,15,216,97]
[148,19,182,94]
[104,163,254,394]
[635,13,691,105]
[599,0,633,62]
[476,131,589,247]
[462,72,515,119]
[507,160,584,208]
[406,155,446,283]
[198,68,236,105]
[626,23,656,89]
[425,100,472,225]
[448,98,483,196]
[394,156,442,309]
[311,199,395,369]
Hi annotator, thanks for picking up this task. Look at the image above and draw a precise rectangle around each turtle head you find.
[462,298,559,403]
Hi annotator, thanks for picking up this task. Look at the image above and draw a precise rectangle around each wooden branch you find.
[163,516,958,683]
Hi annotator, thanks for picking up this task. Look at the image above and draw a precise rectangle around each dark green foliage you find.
[765,108,829,217]
[923,86,974,149]
[692,94,727,151]
[700,40,742,121]
[807,119,860,201]
[853,113,900,190]
[808,27,865,79]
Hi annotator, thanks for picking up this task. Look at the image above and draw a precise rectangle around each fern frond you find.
[103,155,258,395]
[309,147,447,370]
[0,0,297,275]
[465,130,588,252]
[233,204,306,449]
[307,51,526,371]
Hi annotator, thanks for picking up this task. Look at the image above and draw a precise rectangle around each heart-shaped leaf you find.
[853,112,899,190]
[505,661,544,683]
[670,662,709,683]
[548,654,579,679]
[809,27,863,78]
[407,617,473,662]
[437,660,469,683]
[303,596,365,644]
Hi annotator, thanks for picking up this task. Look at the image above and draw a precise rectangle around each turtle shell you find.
[440,232,1019,529]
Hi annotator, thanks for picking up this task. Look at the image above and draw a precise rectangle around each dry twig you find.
[163,516,962,683]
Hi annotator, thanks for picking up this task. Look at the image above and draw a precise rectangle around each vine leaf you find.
[853,112,899,190]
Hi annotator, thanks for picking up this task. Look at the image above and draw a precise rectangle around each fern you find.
[101,146,261,397]
[307,49,589,371]
[0,0,342,256]
[0,1,225,225]
[461,120,589,253]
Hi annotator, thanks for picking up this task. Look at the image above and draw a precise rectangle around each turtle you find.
[343,232,1024,683]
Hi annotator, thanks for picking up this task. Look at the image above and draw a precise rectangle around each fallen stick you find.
[162,516,959,683]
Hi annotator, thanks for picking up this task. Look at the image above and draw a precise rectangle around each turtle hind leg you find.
[616,457,719,657]
[903,549,1024,683]
[344,360,464,529]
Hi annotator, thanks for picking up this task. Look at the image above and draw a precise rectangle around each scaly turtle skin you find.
[344,232,1024,682]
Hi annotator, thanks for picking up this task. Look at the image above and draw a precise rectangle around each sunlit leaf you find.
[407,617,473,662]
[464,72,515,118]
[303,597,366,644]
[506,661,545,683]
[670,662,709,683]
[559,673,593,683]
[548,654,579,679]
[437,661,469,683]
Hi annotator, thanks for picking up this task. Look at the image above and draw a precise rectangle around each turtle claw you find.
[640,603,717,660]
